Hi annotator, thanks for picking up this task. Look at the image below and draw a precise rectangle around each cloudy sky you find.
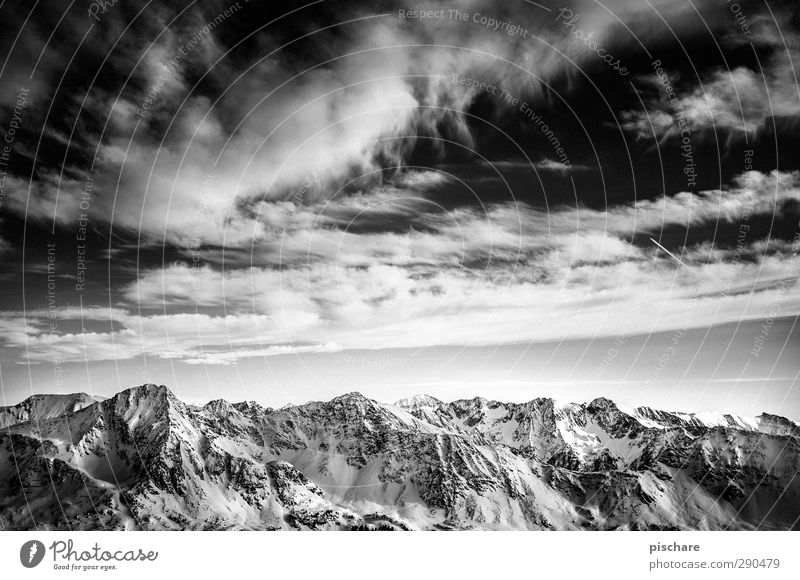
[0,0,798,418]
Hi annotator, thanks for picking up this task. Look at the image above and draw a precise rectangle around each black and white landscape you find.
[1,384,798,530]
[1,1,800,535]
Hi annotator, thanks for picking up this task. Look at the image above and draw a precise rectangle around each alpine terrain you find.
[1,384,798,530]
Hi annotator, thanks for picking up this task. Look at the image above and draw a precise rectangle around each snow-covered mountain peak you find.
[232,400,270,416]
[329,391,371,403]
[586,396,619,411]
[2,387,798,531]
[394,394,443,409]
[452,395,491,407]
[121,383,176,400]
[0,392,99,429]
[204,398,237,415]
[756,413,799,436]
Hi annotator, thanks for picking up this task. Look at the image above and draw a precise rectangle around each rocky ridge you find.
[1,385,798,530]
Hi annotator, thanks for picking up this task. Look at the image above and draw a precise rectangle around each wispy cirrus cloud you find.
[1,0,760,248]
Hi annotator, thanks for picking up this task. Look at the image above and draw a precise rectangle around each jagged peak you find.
[105,384,179,412]
[232,400,269,414]
[757,412,797,426]
[280,391,383,414]
[324,392,385,409]
[121,383,174,396]
[331,391,369,401]
[2,392,97,409]
[394,394,443,409]
[0,392,102,429]
[7,386,795,439]
[526,396,555,406]
[587,396,619,410]
[450,395,490,408]
[670,410,758,432]
[523,396,577,412]
[755,413,798,436]
[204,399,236,414]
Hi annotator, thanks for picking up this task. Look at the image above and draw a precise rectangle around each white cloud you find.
[621,15,800,139]
[2,0,741,247]
[5,248,797,365]
[483,159,593,172]
[5,170,798,365]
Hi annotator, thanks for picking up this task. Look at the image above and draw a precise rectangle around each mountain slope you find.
[1,385,798,530]
[0,393,100,429]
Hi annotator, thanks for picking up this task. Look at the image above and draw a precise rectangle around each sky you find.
[0,0,799,419]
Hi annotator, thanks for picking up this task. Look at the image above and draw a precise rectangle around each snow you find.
[2,385,798,531]
[557,420,601,461]
[674,410,760,431]
[393,394,442,409]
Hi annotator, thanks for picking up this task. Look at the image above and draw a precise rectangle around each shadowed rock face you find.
[1,385,798,531]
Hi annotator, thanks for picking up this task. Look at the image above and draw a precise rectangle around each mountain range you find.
[1,384,798,530]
